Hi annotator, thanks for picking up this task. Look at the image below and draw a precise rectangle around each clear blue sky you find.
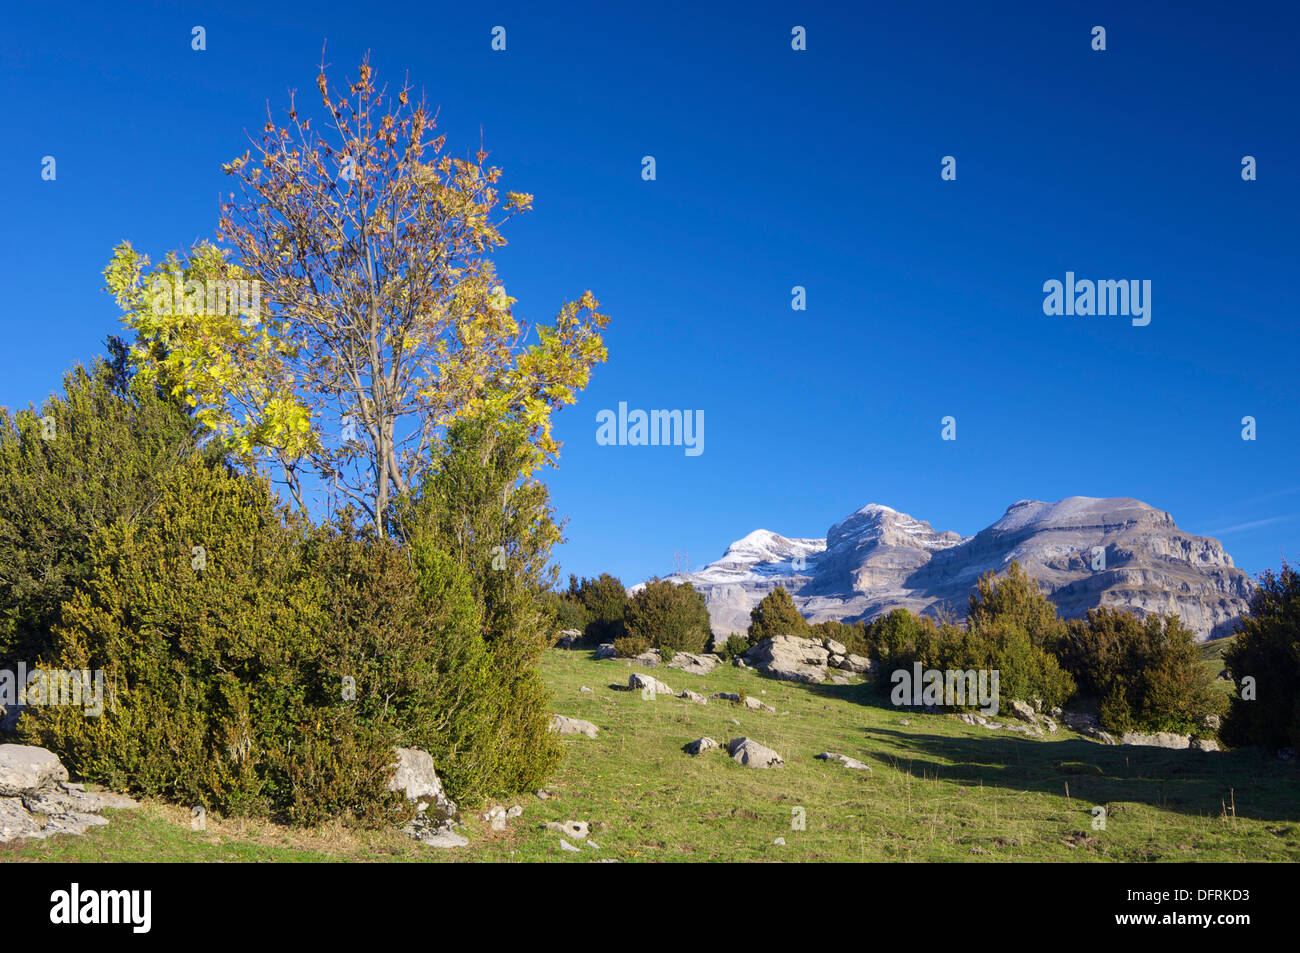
[2,1,1297,584]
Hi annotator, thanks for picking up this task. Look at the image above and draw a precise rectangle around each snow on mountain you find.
[656,496,1254,645]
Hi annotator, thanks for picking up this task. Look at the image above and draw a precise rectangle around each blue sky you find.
[2,1,1297,584]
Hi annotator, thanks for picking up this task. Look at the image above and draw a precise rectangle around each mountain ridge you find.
[659,496,1255,644]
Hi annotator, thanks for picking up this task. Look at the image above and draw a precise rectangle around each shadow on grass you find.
[757,672,1300,824]
[863,725,1300,823]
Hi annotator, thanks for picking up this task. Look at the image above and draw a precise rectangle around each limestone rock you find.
[666,652,718,676]
[744,635,829,684]
[388,747,456,817]
[815,752,871,771]
[0,744,68,797]
[1008,700,1038,725]
[678,690,708,705]
[684,737,718,756]
[628,672,673,696]
[549,715,599,738]
[832,653,875,675]
[1120,731,1191,749]
[545,819,590,840]
[727,737,783,768]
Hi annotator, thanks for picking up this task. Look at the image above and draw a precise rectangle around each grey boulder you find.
[727,737,784,768]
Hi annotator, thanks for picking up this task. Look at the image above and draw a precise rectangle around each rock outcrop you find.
[0,744,138,844]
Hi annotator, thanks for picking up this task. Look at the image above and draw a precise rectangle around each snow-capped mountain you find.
[661,497,1255,644]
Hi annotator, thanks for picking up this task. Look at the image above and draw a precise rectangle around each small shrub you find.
[718,634,750,660]
[613,635,650,658]
[625,577,711,658]
[747,586,809,644]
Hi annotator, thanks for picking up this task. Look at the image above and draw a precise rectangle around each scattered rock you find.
[549,715,599,738]
[484,805,507,830]
[733,657,747,668]
[595,643,617,660]
[507,805,523,818]
[628,672,673,696]
[587,839,600,849]
[556,629,583,649]
[535,788,557,800]
[1190,738,1221,752]
[684,737,718,756]
[1008,700,1038,725]
[727,737,784,768]
[545,819,590,840]
[579,685,592,694]
[822,637,847,656]
[815,752,871,771]
[666,652,719,676]
[678,689,708,705]
[631,651,662,669]
[560,838,581,853]
[828,675,851,685]
[1120,731,1191,750]
[710,692,775,712]
[772,836,786,846]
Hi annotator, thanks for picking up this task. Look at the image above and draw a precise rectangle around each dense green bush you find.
[1222,564,1300,750]
[717,634,751,660]
[861,609,928,662]
[884,617,1075,712]
[545,583,591,635]
[0,360,204,665]
[967,561,1067,651]
[747,586,809,644]
[393,412,564,795]
[613,635,651,658]
[20,458,395,822]
[23,411,566,823]
[625,578,711,660]
[1057,608,1223,735]
[566,573,629,644]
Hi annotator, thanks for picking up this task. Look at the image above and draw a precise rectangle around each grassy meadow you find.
[4,645,1297,863]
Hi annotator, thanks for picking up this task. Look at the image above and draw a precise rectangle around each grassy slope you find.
[4,647,1297,863]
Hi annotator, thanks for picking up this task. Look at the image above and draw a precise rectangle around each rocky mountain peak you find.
[662,496,1254,643]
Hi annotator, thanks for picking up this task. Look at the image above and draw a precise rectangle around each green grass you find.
[4,647,1297,862]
